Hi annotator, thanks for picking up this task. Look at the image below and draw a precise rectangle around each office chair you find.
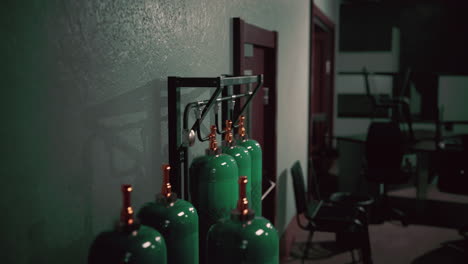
[364,121,412,225]
[311,146,339,199]
[291,161,373,264]
[310,151,374,223]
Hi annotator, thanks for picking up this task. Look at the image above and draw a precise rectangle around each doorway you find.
[233,17,278,225]
[309,4,336,198]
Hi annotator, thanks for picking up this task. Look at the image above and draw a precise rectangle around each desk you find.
[336,135,437,200]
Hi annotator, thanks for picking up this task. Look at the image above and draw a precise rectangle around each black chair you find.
[364,121,412,225]
[310,153,375,225]
[291,161,373,264]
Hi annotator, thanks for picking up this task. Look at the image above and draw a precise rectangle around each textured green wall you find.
[3,1,52,263]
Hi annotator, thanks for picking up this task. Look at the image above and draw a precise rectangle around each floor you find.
[282,186,468,264]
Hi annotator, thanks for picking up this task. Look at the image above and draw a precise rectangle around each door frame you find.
[308,3,336,196]
[233,17,278,224]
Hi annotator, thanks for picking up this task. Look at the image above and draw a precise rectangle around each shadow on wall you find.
[276,169,289,233]
[28,74,217,263]
[22,78,243,263]
[80,78,166,236]
[78,76,217,255]
[276,169,290,260]
[22,79,167,264]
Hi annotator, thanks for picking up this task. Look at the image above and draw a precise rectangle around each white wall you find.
[338,27,400,72]
[273,1,341,233]
[276,0,344,237]
[439,76,468,122]
[315,0,340,21]
[334,75,393,135]
[4,0,311,262]
[275,1,311,234]
[335,20,398,136]
[438,75,468,134]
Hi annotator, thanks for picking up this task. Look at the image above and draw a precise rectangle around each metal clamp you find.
[182,129,196,147]
[261,180,276,201]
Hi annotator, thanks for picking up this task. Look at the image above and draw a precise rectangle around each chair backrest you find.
[366,122,404,171]
[308,157,322,201]
[363,67,377,108]
[290,161,308,215]
[398,68,412,98]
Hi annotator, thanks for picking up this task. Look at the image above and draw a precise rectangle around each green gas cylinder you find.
[222,120,252,204]
[237,115,263,215]
[88,184,167,264]
[138,164,199,264]
[207,176,279,264]
[190,125,239,263]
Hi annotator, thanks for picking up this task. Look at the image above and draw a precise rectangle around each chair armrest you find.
[296,200,324,231]
[308,202,366,232]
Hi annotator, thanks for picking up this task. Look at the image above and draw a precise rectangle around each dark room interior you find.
[3,0,468,263]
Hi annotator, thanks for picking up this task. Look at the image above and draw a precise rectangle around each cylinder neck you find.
[120,184,135,228]
[161,164,172,198]
[224,120,234,145]
[157,164,177,204]
[237,176,249,212]
[207,125,221,155]
[209,125,218,151]
[237,115,248,140]
[232,176,255,221]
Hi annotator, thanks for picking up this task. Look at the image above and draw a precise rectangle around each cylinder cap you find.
[209,125,218,151]
[237,115,247,139]
[206,125,221,155]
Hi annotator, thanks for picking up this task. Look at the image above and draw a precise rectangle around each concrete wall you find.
[3,0,312,262]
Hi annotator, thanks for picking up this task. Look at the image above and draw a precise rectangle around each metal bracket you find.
[182,129,196,147]
[262,180,276,201]
[168,74,263,199]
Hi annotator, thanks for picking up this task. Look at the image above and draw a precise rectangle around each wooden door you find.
[309,4,336,198]
[311,29,333,153]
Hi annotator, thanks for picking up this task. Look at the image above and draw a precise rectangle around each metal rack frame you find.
[168,74,263,199]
